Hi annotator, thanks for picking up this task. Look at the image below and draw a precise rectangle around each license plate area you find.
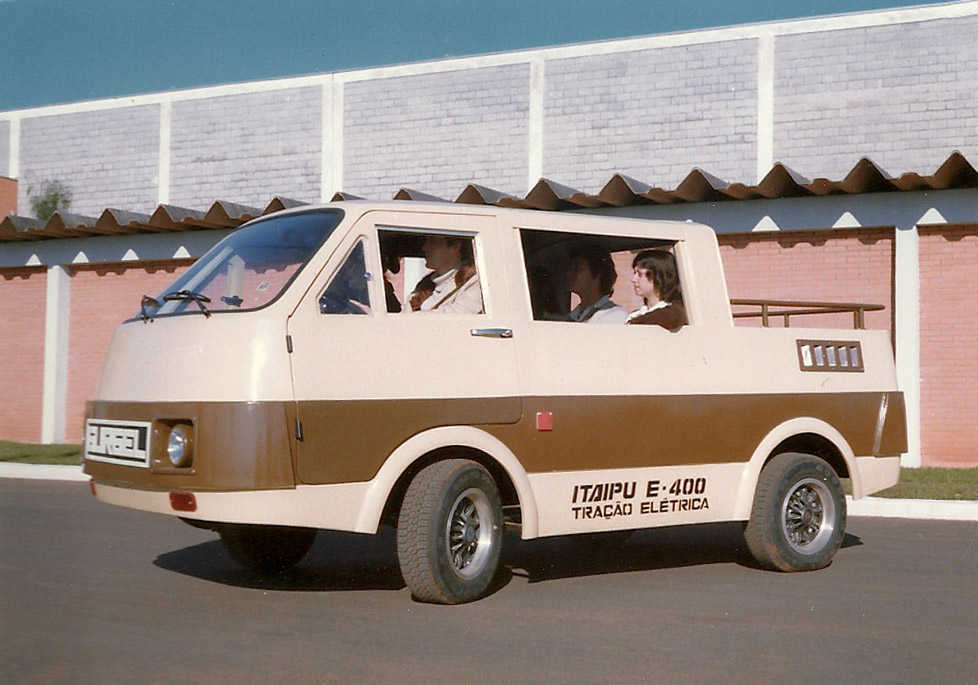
[85,419,152,468]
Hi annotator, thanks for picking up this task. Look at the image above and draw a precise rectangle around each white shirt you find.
[417,268,484,314]
[627,300,668,322]
[569,295,628,324]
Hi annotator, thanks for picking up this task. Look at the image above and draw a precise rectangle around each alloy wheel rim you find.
[781,477,836,554]
[446,488,493,579]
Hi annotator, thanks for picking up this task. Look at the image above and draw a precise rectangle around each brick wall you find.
[717,228,894,333]
[18,106,160,216]
[774,16,978,179]
[170,87,322,209]
[0,176,16,218]
[4,223,977,468]
[0,267,46,442]
[0,120,9,177]
[544,39,758,192]
[919,225,978,467]
[65,260,193,442]
[343,65,530,199]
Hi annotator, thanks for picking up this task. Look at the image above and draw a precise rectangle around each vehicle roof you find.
[264,200,715,241]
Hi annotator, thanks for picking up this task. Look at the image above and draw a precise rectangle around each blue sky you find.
[1,0,940,111]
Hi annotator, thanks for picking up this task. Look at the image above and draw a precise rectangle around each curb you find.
[0,462,90,482]
[3,463,977,522]
[846,495,978,522]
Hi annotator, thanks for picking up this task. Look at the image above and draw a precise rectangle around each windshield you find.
[134,209,344,320]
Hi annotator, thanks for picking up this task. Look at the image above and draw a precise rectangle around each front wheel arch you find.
[354,426,537,537]
[380,446,519,528]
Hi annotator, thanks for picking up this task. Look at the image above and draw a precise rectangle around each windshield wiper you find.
[163,290,212,317]
[140,295,160,322]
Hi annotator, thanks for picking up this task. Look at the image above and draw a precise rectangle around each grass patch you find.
[0,441,82,465]
[873,467,978,501]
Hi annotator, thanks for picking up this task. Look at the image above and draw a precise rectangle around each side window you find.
[519,229,685,329]
[378,228,484,315]
[319,241,371,315]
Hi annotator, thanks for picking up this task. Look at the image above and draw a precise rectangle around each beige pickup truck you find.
[84,201,906,604]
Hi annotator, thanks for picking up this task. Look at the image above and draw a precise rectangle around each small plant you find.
[28,179,73,220]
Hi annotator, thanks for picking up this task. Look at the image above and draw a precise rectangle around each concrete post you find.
[894,223,921,467]
[41,264,71,443]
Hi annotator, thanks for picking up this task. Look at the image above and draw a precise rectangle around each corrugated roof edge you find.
[2,152,975,243]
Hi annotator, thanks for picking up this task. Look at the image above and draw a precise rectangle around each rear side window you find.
[519,228,679,323]
[134,209,344,320]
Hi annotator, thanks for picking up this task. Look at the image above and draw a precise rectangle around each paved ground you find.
[2,478,977,684]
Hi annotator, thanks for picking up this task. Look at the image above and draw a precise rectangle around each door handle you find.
[470,328,514,339]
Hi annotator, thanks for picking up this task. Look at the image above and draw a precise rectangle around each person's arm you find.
[590,305,629,324]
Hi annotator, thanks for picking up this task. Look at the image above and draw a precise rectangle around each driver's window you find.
[319,241,371,315]
[377,228,484,315]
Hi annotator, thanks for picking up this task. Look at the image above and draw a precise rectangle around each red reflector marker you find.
[536,411,553,432]
[170,492,197,512]
[89,479,97,497]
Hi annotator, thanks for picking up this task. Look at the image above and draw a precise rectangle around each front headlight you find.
[167,424,193,468]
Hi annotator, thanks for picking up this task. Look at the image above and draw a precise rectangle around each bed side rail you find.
[730,299,885,329]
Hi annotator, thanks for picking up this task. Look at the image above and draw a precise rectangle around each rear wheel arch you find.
[734,418,856,519]
[767,433,849,479]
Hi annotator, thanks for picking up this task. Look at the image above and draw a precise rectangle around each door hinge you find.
[295,418,304,441]
[286,335,293,353]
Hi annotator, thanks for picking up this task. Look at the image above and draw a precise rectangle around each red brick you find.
[0,268,46,441]
[65,260,193,442]
[919,227,978,466]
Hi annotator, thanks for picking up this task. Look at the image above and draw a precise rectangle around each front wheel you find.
[744,452,847,572]
[219,524,317,575]
[397,459,503,604]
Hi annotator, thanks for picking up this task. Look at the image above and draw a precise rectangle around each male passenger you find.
[566,244,628,324]
[410,235,483,314]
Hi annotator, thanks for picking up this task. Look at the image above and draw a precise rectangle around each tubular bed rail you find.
[730,299,885,329]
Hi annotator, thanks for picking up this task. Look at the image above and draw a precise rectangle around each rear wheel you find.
[219,524,316,574]
[397,459,503,604]
[744,452,846,572]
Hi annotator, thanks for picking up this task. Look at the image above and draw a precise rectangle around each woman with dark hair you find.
[626,249,687,330]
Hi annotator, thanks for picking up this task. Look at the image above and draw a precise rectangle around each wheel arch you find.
[353,426,539,538]
[733,417,856,519]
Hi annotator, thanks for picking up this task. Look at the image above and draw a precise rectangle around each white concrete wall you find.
[773,14,978,178]
[169,86,323,208]
[18,106,160,216]
[2,3,976,213]
[344,64,531,200]
[543,38,758,191]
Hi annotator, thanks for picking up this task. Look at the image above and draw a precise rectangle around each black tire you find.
[219,524,317,574]
[397,459,504,604]
[744,452,847,572]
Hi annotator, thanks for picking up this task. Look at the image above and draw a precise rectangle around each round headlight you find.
[167,424,192,468]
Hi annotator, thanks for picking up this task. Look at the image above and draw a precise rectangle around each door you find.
[287,210,522,485]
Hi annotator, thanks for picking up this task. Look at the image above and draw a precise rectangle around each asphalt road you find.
[2,480,976,684]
